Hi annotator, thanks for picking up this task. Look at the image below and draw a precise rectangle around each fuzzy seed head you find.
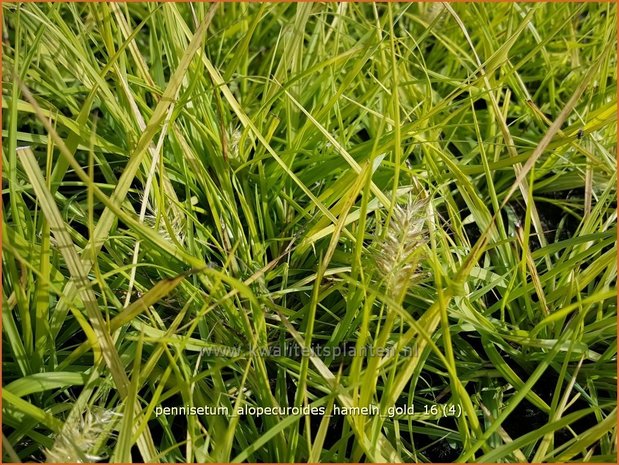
[229,127,242,159]
[139,192,186,244]
[375,198,429,296]
[45,409,119,463]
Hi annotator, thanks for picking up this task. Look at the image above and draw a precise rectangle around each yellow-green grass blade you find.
[18,146,159,462]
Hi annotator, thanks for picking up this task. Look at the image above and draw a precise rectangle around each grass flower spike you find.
[45,409,119,463]
[376,197,429,298]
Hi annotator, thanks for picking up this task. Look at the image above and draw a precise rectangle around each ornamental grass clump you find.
[2,1,616,462]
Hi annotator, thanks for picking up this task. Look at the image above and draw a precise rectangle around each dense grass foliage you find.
[2,2,617,462]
